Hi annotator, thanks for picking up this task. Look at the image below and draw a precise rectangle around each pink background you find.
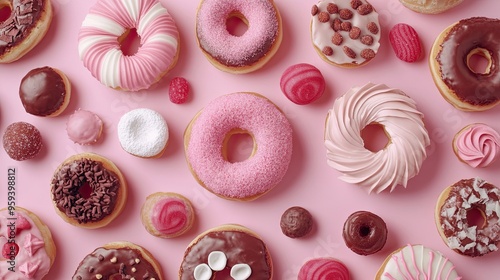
[1,0,500,279]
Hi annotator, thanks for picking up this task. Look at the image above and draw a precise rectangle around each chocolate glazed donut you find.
[342,211,387,255]
[431,17,500,111]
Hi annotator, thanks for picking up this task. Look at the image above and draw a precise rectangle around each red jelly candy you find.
[168,77,190,104]
[2,242,19,259]
[389,23,422,63]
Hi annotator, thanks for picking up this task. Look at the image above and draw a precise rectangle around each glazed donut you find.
[0,207,56,280]
[195,0,283,74]
[430,17,500,111]
[399,0,464,14]
[66,109,104,145]
[453,123,500,168]
[324,83,430,193]
[298,258,350,280]
[118,108,169,158]
[376,244,462,279]
[50,153,127,229]
[435,178,500,257]
[3,121,42,161]
[78,0,179,91]
[184,92,293,201]
[140,192,195,238]
[72,241,163,280]
[179,224,273,280]
[19,66,71,117]
[311,0,381,68]
[0,0,52,63]
[342,211,387,255]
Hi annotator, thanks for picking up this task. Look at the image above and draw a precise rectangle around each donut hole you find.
[361,123,389,152]
[226,12,249,37]
[78,181,93,199]
[466,207,486,229]
[467,48,492,75]
[0,3,11,22]
[359,225,371,237]
[223,129,256,163]
[119,28,142,56]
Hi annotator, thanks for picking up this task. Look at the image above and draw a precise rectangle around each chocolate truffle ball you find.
[280,206,313,238]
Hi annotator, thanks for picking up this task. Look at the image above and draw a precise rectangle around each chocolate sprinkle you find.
[51,158,120,224]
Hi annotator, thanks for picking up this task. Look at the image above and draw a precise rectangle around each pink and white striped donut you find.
[184,92,293,201]
[78,0,179,91]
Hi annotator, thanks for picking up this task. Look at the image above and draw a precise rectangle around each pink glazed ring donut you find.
[78,0,180,91]
[184,92,293,201]
[195,0,283,73]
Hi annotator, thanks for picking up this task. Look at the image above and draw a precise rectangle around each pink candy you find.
[298,258,350,280]
[389,23,422,63]
[169,77,190,104]
[280,63,325,105]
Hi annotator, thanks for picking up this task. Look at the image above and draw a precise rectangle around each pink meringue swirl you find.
[454,123,500,168]
[151,197,190,235]
[298,258,350,280]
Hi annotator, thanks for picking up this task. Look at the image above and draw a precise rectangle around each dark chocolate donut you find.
[342,210,387,255]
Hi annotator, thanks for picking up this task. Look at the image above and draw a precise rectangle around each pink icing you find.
[66,109,103,145]
[0,210,51,280]
[454,123,500,168]
[151,198,190,235]
[298,258,350,280]
[79,0,179,91]
[280,63,325,105]
[186,93,293,200]
[196,0,280,67]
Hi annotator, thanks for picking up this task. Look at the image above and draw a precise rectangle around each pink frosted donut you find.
[66,109,103,145]
[184,93,293,201]
[78,0,179,91]
[298,258,350,280]
[280,63,325,105]
[195,0,283,73]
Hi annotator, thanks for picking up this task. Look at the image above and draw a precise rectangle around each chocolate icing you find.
[0,0,46,55]
[19,66,66,116]
[437,17,500,106]
[72,246,159,280]
[51,158,120,224]
[342,211,387,255]
[439,178,500,257]
[280,206,313,238]
[179,229,272,279]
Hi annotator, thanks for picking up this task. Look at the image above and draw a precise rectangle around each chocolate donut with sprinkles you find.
[50,153,127,229]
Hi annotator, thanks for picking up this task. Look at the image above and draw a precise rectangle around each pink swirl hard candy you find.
[389,23,422,63]
[280,63,325,105]
[298,258,350,280]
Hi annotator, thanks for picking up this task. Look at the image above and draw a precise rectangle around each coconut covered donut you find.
[179,224,273,279]
[325,83,430,193]
[435,178,500,257]
[184,92,293,201]
[0,0,53,63]
[78,0,179,91]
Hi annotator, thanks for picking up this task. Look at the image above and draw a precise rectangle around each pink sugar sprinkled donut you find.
[184,92,293,201]
[78,0,179,91]
[298,258,350,280]
[280,63,325,105]
[196,0,282,73]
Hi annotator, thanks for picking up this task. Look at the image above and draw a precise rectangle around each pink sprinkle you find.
[169,77,190,104]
